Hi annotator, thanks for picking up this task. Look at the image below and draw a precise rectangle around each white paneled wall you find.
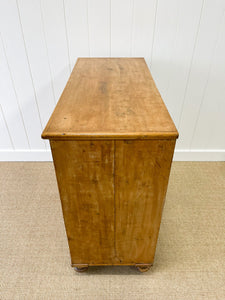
[0,0,225,161]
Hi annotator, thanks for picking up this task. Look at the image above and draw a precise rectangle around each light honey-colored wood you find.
[50,139,176,269]
[115,140,176,265]
[50,140,115,265]
[42,58,178,140]
[43,58,178,272]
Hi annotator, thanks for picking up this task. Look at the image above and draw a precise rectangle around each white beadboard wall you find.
[0,0,225,161]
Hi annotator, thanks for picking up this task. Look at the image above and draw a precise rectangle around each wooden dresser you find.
[42,58,178,272]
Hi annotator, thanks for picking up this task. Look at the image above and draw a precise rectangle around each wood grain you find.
[50,138,176,266]
[43,58,178,270]
[42,58,178,140]
[114,139,176,264]
[50,140,115,265]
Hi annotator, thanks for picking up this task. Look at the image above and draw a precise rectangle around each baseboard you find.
[173,149,225,161]
[0,150,52,161]
[0,149,224,161]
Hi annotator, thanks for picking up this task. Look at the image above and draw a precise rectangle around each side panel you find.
[115,139,176,264]
[50,140,115,265]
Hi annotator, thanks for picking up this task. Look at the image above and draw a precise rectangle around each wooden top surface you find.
[42,58,178,140]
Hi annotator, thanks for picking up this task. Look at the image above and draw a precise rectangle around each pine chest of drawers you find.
[42,58,178,272]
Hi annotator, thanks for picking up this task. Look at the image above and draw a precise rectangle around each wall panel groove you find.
[161,0,204,126]
[150,0,158,67]
[62,0,71,72]
[191,10,225,149]
[177,0,205,129]
[16,0,45,137]
[0,32,30,149]
[39,0,56,105]
[0,104,14,149]
[189,12,224,148]
[1,33,31,149]
[64,0,89,69]
[150,0,180,99]
[40,0,70,101]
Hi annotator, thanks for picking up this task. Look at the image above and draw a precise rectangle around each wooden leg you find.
[73,264,89,273]
[72,264,152,272]
[135,264,153,273]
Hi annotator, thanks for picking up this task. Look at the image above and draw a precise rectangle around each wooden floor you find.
[0,162,224,300]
